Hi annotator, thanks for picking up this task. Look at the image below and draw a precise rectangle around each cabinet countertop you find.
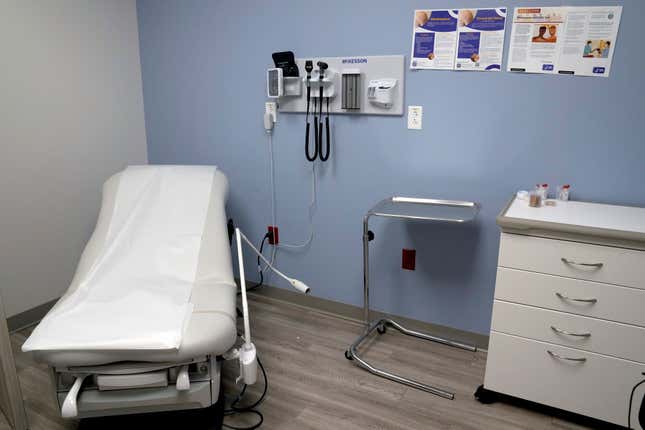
[497,196,645,250]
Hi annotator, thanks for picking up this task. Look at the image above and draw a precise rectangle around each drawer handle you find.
[551,326,591,338]
[555,292,598,304]
[561,258,604,269]
[547,350,587,363]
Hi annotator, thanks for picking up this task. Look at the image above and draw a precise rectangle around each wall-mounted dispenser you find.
[367,79,397,109]
[267,68,284,98]
[341,69,361,110]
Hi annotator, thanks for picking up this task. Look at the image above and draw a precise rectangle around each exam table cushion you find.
[26,167,237,366]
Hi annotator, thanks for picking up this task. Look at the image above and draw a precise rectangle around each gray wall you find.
[0,1,148,317]
[137,0,645,336]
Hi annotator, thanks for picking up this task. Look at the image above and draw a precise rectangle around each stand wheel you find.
[474,384,499,404]
[344,350,353,360]
[377,324,387,335]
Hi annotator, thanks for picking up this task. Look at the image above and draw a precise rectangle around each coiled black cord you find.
[305,85,317,162]
[309,98,319,161]
[319,97,330,162]
[222,356,268,430]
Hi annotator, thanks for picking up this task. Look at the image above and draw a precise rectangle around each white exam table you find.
[22,166,238,419]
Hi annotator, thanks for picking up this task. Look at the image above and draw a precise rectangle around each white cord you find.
[266,130,316,251]
[259,126,316,281]
[257,132,277,275]
[267,131,276,263]
[278,162,315,249]
[237,227,311,347]
[238,228,310,294]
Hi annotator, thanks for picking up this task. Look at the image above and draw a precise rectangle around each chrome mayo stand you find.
[345,197,480,400]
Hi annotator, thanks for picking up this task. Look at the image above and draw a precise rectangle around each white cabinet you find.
[482,197,645,428]
[485,332,644,427]
[499,233,645,289]
[495,267,645,327]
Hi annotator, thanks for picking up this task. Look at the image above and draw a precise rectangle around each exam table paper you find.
[22,165,215,351]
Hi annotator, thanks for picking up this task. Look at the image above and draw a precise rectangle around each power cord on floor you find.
[222,356,268,430]
[222,328,269,430]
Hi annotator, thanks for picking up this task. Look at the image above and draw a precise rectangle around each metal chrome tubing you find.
[348,319,455,399]
[384,319,477,352]
[362,214,371,325]
[349,205,478,399]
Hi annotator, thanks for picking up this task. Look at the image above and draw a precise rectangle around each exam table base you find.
[346,318,477,400]
[53,358,222,419]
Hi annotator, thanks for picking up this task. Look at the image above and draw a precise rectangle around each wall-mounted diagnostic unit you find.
[267,54,405,116]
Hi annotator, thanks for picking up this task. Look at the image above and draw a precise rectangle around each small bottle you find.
[557,184,570,201]
[529,190,542,207]
[541,183,549,201]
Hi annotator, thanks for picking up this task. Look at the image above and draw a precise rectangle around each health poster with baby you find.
[455,8,507,71]
[410,10,458,70]
[507,6,622,77]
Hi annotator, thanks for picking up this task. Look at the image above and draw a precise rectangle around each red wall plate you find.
[402,248,416,270]
[268,226,279,245]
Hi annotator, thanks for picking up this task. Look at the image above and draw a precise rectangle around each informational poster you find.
[557,6,622,76]
[507,6,622,77]
[411,8,507,72]
[411,9,458,70]
[455,8,507,71]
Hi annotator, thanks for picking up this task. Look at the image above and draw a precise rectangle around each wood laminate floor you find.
[0,294,599,429]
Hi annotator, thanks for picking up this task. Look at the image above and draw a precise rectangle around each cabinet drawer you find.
[492,300,645,363]
[484,332,645,426]
[495,267,645,327]
[499,233,645,289]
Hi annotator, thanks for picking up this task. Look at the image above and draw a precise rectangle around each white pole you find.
[235,228,252,348]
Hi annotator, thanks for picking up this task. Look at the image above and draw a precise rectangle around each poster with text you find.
[556,6,622,77]
[508,6,622,77]
[507,7,566,74]
[455,8,507,71]
[410,9,458,70]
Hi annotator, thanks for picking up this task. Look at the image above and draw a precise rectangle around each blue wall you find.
[137,0,645,335]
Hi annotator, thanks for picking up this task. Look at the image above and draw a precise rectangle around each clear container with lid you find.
[534,184,549,201]
[557,184,571,201]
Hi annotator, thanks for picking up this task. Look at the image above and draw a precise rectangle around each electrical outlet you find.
[402,249,416,270]
[407,105,422,130]
[267,226,279,245]
[265,102,277,123]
